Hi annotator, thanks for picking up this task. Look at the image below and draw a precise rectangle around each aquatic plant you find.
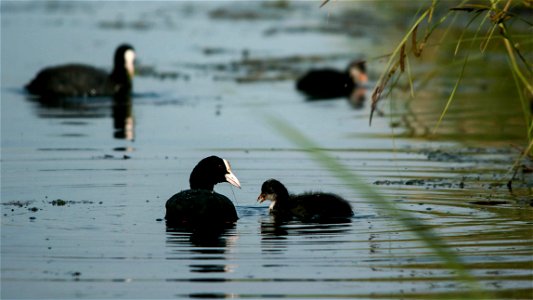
[364,1,532,134]
[330,1,532,149]
[325,0,532,189]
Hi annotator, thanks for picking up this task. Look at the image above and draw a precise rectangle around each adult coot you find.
[258,179,353,221]
[26,44,135,98]
[296,60,367,100]
[165,156,241,227]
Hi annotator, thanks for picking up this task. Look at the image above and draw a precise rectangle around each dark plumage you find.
[26,44,135,98]
[296,60,367,100]
[257,179,353,221]
[165,156,241,227]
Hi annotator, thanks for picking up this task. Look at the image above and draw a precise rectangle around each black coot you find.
[26,44,135,98]
[257,179,353,221]
[165,156,241,227]
[296,60,367,100]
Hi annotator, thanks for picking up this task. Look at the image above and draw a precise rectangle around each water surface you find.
[1,1,532,299]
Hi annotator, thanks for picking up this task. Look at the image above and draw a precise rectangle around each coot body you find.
[296,61,367,100]
[26,44,135,98]
[258,179,353,221]
[166,190,238,225]
[165,156,241,227]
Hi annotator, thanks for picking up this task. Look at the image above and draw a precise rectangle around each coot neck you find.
[189,171,216,191]
[110,68,132,93]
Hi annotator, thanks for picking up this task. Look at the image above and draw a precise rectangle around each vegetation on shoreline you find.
[363,1,532,132]
[328,0,533,186]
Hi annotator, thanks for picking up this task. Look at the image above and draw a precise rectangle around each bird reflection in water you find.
[260,216,352,255]
[27,92,135,141]
[349,85,367,109]
[166,222,236,247]
[165,223,238,274]
[260,217,352,238]
[112,91,135,140]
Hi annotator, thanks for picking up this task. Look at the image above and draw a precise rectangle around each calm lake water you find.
[1,1,532,299]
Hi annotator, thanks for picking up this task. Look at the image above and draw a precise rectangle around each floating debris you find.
[2,200,34,207]
[50,199,67,206]
[99,19,154,31]
[469,200,509,206]
[97,154,132,160]
[373,178,464,189]
[49,199,94,206]
[419,147,514,164]
[136,65,190,81]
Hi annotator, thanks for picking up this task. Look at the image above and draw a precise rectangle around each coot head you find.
[347,60,367,86]
[189,156,241,190]
[112,44,136,80]
[258,178,289,205]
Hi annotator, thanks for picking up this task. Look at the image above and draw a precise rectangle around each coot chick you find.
[257,179,353,221]
[26,44,135,98]
[165,156,241,227]
[296,60,367,100]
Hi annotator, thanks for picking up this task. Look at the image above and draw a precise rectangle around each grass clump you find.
[326,0,532,186]
[364,1,532,133]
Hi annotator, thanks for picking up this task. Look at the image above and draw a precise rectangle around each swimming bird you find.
[165,156,241,227]
[257,179,353,221]
[296,60,367,100]
[26,44,135,98]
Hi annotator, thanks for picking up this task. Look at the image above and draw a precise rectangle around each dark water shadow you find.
[260,215,353,238]
[111,92,134,140]
[25,90,138,141]
[303,86,367,109]
[28,94,111,117]
[165,222,236,249]
[165,223,237,277]
[259,215,353,256]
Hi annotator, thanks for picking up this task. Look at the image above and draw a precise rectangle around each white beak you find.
[124,49,135,78]
[223,159,241,188]
[225,172,241,189]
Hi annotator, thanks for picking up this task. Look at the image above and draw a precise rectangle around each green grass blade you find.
[507,139,533,178]
[371,9,431,124]
[508,52,532,140]
[432,53,469,135]
[480,23,498,53]
[264,114,488,298]
[454,11,484,56]
[405,55,415,99]
[500,23,533,94]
